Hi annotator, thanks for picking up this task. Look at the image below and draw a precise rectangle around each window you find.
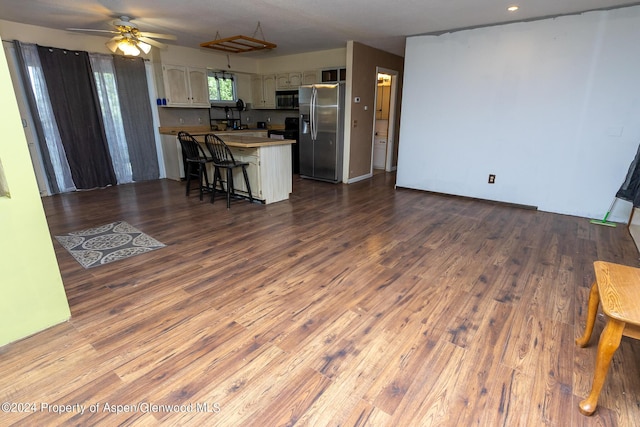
[208,70,237,103]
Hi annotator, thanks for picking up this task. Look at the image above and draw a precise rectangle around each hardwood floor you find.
[2,173,640,426]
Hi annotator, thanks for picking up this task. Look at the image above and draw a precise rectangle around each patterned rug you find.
[55,221,166,268]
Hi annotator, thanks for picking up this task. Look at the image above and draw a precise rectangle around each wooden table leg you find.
[576,281,600,348]
[579,318,625,416]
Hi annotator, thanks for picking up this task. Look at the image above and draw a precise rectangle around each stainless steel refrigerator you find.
[298,83,345,183]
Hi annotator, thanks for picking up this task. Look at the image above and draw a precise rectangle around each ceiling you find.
[1,0,639,57]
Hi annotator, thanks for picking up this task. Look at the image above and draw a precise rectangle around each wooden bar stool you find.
[576,261,640,416]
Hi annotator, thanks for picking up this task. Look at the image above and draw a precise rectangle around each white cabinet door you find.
[229,147,262,199]
[251,74,276,109]
[188,68,210,107]
[276,73,290,89]
[302,70,318,85]
[251,75,265,108]
[163,65,209,108]
[262,75,276,109]
[288,72,302,87]
[161,135,182,180]
[163,65,189,106]
[276,72,303,89]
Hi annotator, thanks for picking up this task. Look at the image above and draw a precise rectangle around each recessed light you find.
[507,5,519,12]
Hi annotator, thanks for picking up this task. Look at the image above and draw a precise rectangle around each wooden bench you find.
[575,261,640,415]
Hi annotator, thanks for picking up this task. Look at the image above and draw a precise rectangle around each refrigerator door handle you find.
[311,87,317,140]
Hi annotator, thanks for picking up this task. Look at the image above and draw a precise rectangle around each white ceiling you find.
[1,0,639,57]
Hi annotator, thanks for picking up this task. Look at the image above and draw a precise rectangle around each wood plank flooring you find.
[2,173,640,426]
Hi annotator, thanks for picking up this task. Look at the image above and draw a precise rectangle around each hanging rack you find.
[200,22,276,54]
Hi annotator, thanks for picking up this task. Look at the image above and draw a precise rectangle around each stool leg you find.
[579,318,625,416]
[576,281,600,347]
[198,164,204,201]
[185,163,192,196]
[226,168,232,209]
[211,167,220,204]
[242,166,253,203]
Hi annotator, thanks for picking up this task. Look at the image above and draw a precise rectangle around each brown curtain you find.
[37,45,116,189]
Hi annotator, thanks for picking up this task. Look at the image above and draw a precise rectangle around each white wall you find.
[257,47,346,74]
[397,7,640,221]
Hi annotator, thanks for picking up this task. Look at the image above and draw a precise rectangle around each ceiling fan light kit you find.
[67,16,175,57]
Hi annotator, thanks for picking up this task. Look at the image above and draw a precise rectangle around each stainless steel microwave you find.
[276,90,299,109]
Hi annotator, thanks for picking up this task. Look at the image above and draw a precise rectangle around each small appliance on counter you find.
[257,121,267,129]
[227,119,241,130]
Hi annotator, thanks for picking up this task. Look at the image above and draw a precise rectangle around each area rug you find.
[55,221,166,268]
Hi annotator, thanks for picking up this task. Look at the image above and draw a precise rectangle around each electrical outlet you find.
[179,118,184,124]
[488,174,496,184]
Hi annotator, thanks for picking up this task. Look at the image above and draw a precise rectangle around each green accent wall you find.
[0,35,70,347]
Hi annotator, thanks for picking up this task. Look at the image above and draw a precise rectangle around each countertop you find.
[158,126,281,136]
[190,134,295,148]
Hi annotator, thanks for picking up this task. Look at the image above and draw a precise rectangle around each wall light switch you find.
[364,106,368,111]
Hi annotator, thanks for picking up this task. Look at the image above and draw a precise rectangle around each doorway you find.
[372,67,398,174]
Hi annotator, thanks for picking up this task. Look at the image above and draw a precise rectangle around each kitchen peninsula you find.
[159,127,294,204]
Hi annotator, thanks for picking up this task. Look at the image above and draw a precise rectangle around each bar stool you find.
[177,131,214,201]
[204,133,253,209]
[575,261,640,415]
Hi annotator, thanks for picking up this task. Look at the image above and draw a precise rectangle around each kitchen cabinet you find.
[161,134,182,180]
[321,67,346,83]
[228,147,261,198]
[276,72,302,89]
[210,141,292,203]
[302,70,318,85]
[251,74,276,109]
[162,131,292,204]
[162,65,210,108]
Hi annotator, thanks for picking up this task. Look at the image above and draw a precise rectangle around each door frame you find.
[371,66,399,173]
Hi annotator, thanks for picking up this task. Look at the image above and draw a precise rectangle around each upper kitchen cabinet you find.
[276,72,302,90]
[251,74,276,109]
[162,64,210,108]
[302,70,318,85]
[321,67,346,83]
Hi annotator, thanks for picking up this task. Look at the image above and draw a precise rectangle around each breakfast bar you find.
[159,127,294,204]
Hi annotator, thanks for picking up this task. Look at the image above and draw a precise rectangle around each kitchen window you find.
[208,70,237,103]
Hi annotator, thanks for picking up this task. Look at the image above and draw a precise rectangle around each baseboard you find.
[394,186,538,211]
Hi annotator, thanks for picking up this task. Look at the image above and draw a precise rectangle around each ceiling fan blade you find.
[67,28,120,34]
[137,36,167,49]
[108,35,124,42]
[138,31,177,40]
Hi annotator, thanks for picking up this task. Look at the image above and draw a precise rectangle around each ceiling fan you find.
[67,16,176,56]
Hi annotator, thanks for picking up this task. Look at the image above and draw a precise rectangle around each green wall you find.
[0,35,70,347]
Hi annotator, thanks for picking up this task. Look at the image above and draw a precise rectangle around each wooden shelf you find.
[200,35,276,54]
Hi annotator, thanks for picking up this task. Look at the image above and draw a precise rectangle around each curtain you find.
[14,42,75,193]
[37,45,116,190]
[616,143,640,207]
[113,55,159,181]
[89,53,133,184]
